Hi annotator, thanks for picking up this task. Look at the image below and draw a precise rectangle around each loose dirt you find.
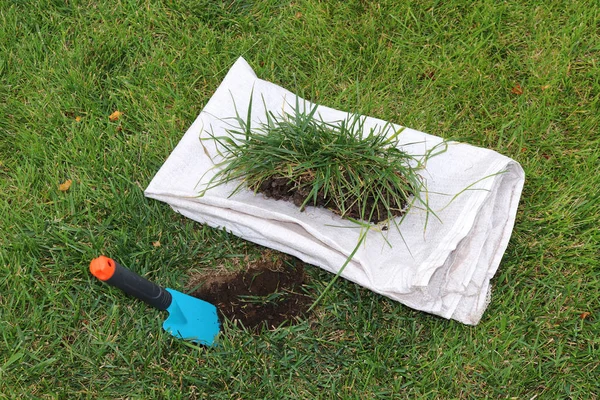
[188,258,312,331]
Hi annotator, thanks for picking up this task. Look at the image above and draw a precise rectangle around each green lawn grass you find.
[1,0,598,398]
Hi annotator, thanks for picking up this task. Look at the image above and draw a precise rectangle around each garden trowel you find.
[90,256,220,346]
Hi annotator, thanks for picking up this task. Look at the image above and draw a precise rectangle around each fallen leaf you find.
[59,179,72,192]
[75,116,82,122]
[109,110,123,122]
[418,70,436,81]
[153,241,161,247]
[580,312,591,319]
[541,84,551,91]
[511,84,523,95]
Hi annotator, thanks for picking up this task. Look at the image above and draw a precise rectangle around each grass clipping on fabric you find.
[200,96,434,226]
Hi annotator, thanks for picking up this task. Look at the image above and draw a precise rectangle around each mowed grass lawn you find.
[1,0,598,398]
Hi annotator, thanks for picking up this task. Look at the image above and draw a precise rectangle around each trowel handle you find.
[90,256,173,311]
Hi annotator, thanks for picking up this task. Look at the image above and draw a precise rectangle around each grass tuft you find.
[202,97,426,224]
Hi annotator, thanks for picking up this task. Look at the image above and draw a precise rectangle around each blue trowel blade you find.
[163,288,220,346]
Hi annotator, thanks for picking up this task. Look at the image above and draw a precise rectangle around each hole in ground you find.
[188,257,313,332]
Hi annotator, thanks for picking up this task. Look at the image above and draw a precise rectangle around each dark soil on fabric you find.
[256,174,409,224]
[188,258,312,332]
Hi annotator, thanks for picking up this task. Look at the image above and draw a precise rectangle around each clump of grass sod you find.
[201,97,430,225]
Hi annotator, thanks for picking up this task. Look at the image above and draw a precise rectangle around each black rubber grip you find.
[104,261,173,311]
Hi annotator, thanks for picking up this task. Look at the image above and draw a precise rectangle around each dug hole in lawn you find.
[145,57,525,326]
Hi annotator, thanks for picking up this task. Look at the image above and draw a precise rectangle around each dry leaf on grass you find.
[152,241,161,247]
[59,179,72,191]
[109,110,123,122]
[418,70,436,80]
[511,84,523,95]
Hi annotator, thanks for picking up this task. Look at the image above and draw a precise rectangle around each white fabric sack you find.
[145,57,525,325]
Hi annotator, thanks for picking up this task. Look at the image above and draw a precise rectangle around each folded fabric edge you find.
[143,190,378,286]
[448,160,525,324]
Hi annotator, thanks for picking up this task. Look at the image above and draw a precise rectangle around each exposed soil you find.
[188,258,312,331]
[255,173,409,224]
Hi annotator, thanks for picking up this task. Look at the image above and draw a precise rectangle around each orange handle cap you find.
[90,256,116,281]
